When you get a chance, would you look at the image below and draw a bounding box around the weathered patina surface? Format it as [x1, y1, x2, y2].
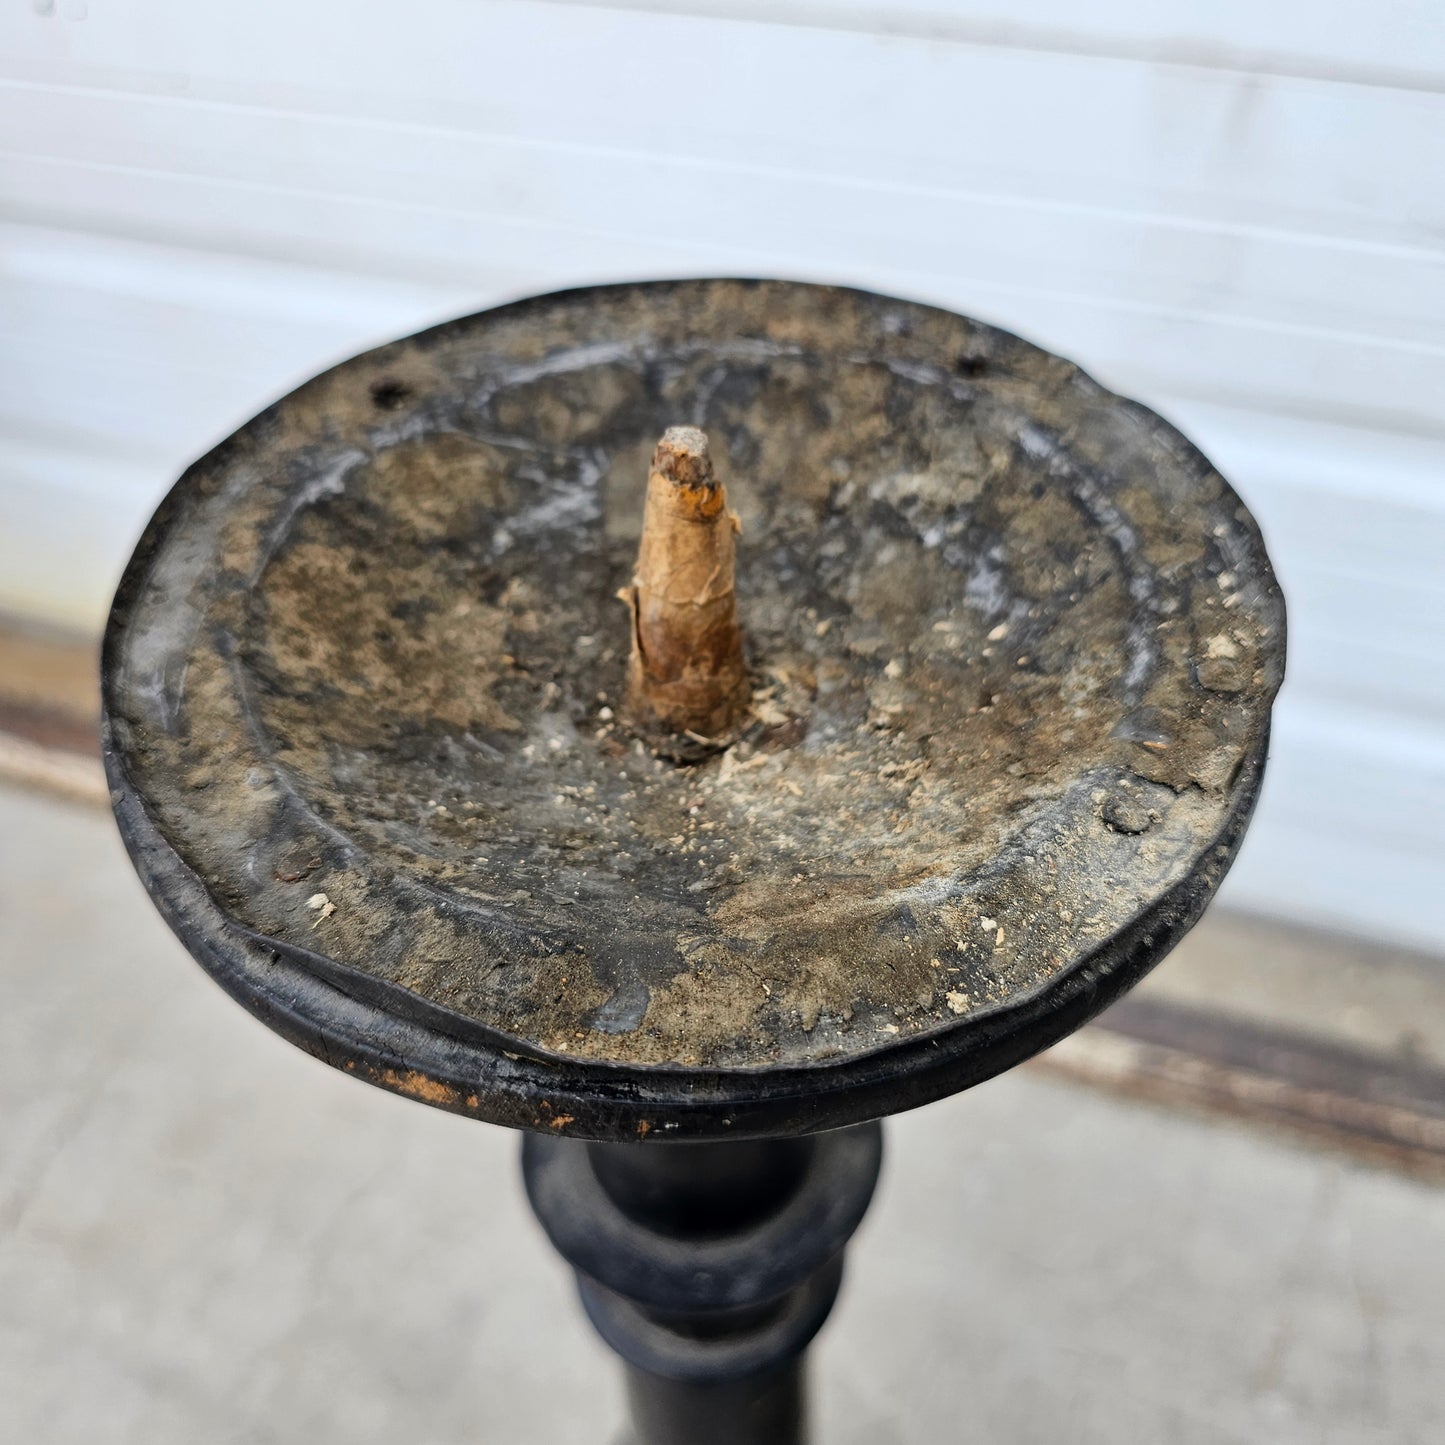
[103, 280, 1283, 1131]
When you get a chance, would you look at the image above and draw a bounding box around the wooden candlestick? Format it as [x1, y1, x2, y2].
[100, 278, 1285, 1445]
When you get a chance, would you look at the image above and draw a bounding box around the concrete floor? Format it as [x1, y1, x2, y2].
[2, 783, 1442, 1444]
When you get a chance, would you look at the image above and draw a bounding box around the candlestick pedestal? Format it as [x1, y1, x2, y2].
[526, 1126, 880, 1445]
[102, 279, 1284, 1443]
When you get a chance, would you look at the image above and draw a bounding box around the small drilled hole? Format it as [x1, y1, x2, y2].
[370, 378, 412, 410]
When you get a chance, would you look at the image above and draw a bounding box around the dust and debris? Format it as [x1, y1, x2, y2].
[107, 280, 1283, 1075]
[306, 891, 336, 926]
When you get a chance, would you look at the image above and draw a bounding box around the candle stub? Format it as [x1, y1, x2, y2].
[620, 426, 749, 751]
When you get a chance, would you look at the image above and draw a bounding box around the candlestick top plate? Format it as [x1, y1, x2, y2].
[104, 280, 1284, 1140]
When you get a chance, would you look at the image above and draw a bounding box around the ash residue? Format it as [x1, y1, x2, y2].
[108, 281, 1284, 1071]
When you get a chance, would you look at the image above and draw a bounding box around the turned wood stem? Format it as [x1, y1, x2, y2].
[620, 426, 749, 743]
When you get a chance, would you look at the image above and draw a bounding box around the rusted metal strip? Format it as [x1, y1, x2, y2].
[0, 620, 105, 802]
[0, 697, 99, 758]
[0, 730, 108, 807]
[1043, 996, 1445, 1177]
